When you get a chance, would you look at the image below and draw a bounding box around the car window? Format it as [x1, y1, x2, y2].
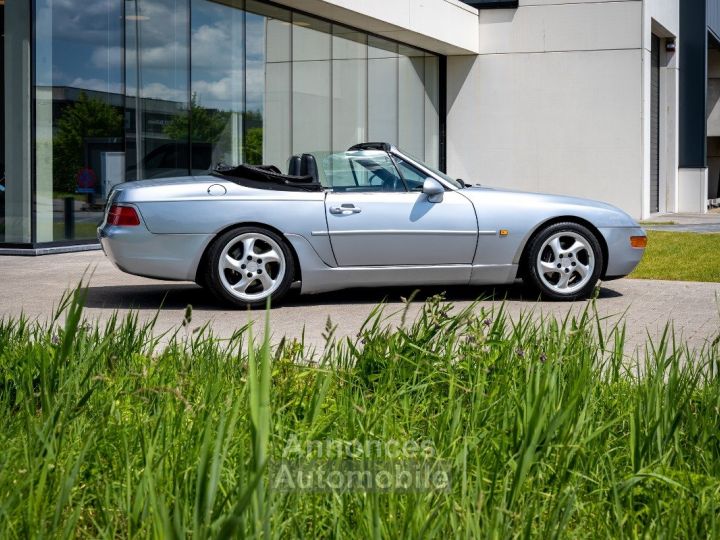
[323, 151, 407, 192]
[394, 157, 428, 190]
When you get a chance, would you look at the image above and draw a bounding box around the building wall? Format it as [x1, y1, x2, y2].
[645, 0, 680, 214]
[446, 0, 680, 219]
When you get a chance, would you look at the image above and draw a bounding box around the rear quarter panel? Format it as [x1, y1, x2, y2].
[113, 176, 335, 268]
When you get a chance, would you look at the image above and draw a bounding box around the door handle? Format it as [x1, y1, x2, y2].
[329, 204, 362, 215]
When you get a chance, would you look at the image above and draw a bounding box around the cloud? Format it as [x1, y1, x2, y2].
[68, 77, 123, 94]
[140, 82, 187, 102]
[35, 0, 123, 46]
[90, 46, 123, 70]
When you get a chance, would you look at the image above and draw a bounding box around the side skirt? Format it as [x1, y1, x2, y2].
[287, 233, 518, 295]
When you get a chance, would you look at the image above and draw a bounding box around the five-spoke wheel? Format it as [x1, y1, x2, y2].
[525, 222, 603, 300]
[205, 227, 294, 308]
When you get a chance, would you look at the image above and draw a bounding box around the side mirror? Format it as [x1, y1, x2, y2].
[422, 178, 444, 203]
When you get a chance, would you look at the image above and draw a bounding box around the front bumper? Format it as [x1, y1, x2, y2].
[98, 223, 211, 281]
[598, 226, 646, 278]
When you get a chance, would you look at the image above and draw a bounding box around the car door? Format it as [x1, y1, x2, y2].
[323, 151, 477, 267]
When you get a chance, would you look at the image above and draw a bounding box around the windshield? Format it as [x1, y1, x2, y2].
[394, 148, 464, 189]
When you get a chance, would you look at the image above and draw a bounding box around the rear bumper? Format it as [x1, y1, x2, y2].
[98, 224, 210, 281]
[598, 226, 646, 279]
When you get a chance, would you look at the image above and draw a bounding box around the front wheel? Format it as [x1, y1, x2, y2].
[205, 227, 295, 308]
[524, 222, 604, 301]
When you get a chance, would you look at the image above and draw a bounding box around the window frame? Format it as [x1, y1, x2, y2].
[328, 150, 410, 193]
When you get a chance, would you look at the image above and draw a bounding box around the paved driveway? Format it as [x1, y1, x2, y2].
[1, 251, 718, 353]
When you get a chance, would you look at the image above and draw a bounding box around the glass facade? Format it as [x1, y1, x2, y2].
[1, 0, 441, 247]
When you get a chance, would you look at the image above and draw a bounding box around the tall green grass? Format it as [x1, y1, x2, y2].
[0, 284, 719, 538]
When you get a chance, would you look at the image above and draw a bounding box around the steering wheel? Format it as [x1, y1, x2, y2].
[368, 172, 400, 191]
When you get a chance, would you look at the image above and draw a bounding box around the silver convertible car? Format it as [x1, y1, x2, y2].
[98, 143, 647, 307]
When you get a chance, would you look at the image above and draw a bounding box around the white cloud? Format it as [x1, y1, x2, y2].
[141, 82, 187, 102]
[69, 77, 123, 94]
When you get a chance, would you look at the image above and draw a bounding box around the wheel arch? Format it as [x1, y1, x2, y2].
[194, 222, 302, 284]
[515, 216, 609, 279]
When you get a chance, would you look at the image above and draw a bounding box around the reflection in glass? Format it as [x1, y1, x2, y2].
[368, 37, 399, 145]
[424, 56, 440, 169]
[249, 0, 291, 171]
[126, 0, 190, 180]
[34, 0, 124, 241]
[2, 0, 33, 244]
[399, 46, 426, 160]
[191, 0, 244, 170]
[292, 13, 331, 158]
[332, 25, 367, 152]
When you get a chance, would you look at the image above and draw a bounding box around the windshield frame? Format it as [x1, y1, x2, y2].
[389, 147, 464, 190]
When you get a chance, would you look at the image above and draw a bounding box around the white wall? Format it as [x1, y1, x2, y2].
[447, 0, 681, 219]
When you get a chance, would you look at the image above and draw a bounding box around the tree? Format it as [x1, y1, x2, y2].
[53, 92, 123, 193]
[243, 126, 263, 165]
[163, 93, 230, 144]
[163, 94, 265, 165]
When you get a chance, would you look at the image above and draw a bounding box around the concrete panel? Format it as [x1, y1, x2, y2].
[678, 168, 709, 212]
[644, 0, 680, 48]
[268, 0, 479, 55]
[447, 48, 644, 217]
[479, 1, 641, 54]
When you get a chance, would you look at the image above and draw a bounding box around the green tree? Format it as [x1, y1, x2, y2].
[164, 93, 230, 144]
[243, 127, 263, 165]
[53, 92, 123, 193]
[163, 94, 265, 166]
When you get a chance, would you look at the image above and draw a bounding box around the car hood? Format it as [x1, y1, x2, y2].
[459, 186, 640, 228]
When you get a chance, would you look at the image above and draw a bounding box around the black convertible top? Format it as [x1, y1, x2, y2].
[211, 163, 323, 192]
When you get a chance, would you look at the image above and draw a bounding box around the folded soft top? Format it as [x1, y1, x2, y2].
[211, 163, 323, 192]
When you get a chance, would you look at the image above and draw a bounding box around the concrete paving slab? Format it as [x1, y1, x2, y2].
[0, 251, 718, 356]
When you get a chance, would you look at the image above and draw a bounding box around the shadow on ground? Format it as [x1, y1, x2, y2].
[83, 282, 623, 311]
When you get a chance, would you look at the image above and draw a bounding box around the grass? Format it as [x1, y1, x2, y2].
[0, 284, 719, 537]
[630, 230, 720, 282]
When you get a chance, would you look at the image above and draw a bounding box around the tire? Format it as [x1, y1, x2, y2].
[524, 222, 603, 301]
[205, 226, 295, 308]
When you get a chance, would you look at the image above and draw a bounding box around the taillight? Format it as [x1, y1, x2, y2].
[107, 205, 140, 226]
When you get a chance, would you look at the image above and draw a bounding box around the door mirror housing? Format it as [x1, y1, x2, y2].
[422, 178, 444, 203]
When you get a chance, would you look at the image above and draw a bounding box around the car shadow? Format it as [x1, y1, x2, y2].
[83, 282, 624, 311]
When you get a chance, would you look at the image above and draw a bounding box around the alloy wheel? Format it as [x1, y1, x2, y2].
[535, 231, 595, 295]
[218, 232, 286, 302]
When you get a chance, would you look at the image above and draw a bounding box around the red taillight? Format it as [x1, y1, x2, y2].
[107, 205, 140, 226]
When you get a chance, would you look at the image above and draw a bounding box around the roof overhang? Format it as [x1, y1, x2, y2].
[268, 0, 480, 55]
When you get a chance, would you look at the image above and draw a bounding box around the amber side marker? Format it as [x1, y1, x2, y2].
[499, 229, 509, 237]
[630, 236, 648, 249]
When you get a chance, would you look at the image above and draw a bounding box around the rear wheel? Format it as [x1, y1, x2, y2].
[524, 222, 603, 301]
[205, 226, 294, 308]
